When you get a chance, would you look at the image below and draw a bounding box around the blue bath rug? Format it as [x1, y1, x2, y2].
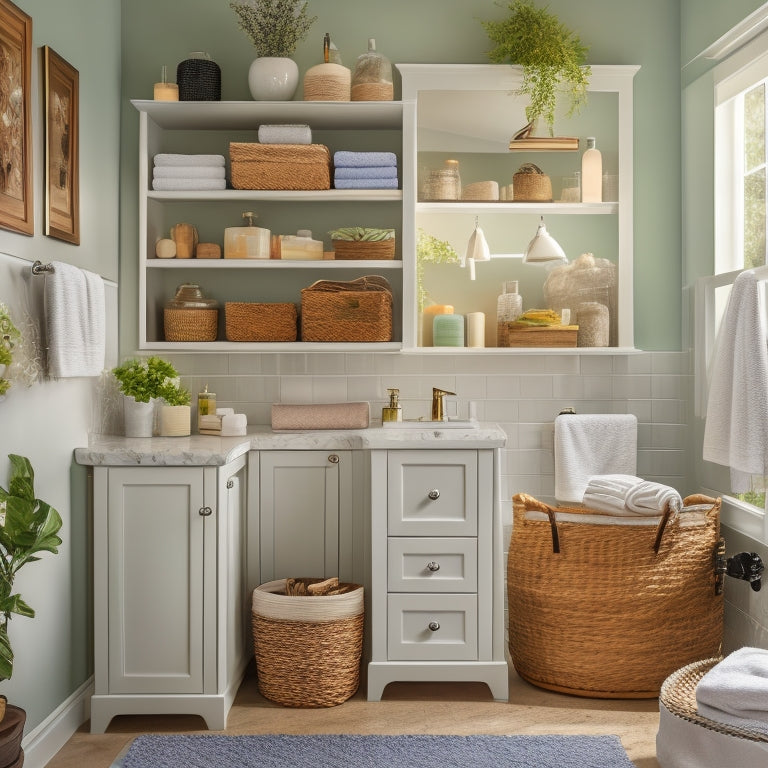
[117, 733, 636, 768]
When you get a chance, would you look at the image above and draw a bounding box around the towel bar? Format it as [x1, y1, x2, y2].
[31, 260, 54, 275]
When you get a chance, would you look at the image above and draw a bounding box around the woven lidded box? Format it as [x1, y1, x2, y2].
[225, 302, 298, 342]
[229, 142, 331, 190]
[513, 162, 553, 202]
[300, 276, 392, 342]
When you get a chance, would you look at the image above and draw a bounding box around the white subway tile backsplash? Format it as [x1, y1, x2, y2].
[651, 374, 690, 400]
[520, 375, 554, 399]
[279, 376, 313, 402]
[612, 374, 652, 399]
[311, 376, 348, 402]
[486, 375, 521, 399]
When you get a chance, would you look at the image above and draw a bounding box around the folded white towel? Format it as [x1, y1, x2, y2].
[554, 414, 638, 503]
[45, 261, 105, 378]
[258, 124, 312, 144]
[152, 177, 227, 191]
[333, 177, 399, 189]
[152, 166, 226, 179]
[703, 270, 768, 492]
[334, 165, 398, 179]
[153, 153, 225, 167]
[625, 480, 683, 514]
[696, 647, 768, 737]
[220, 413, 247, 436]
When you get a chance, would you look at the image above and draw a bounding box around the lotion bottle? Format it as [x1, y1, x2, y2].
[382, 388, 402, 422]
[581, 137, 602, 202]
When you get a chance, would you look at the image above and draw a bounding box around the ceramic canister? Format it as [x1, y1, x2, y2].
[433, 313, 465, 347]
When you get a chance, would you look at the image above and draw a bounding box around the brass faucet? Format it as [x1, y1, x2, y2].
[431, 387, 456, 421]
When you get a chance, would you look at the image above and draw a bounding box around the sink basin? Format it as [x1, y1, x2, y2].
[381, 420, 478, 429]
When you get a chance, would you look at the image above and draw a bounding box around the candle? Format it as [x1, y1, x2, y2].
[467, 312, 485, 347]
[421, 304, 453, 346]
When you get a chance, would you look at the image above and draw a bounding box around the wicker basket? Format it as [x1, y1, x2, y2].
[301, 276, 393, 342]
[513, 163, 553, 202]
[508, 493, 724, 698]
[225, 302, 297, 342]
[164, 308, 218, 341]
[332, 239, 395, 260]
[252, 578, 364, 707]
[230, 142, 331, 190]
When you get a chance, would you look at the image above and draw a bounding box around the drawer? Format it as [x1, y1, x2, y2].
[387, 594, 478, 660]
[387, 537, 477, 592]
[387, 450, 477, 536]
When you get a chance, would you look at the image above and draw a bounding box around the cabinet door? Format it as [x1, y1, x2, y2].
[259, 451, 346, 582]
[106, 466, 214, 694]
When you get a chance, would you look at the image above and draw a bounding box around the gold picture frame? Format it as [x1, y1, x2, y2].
[0, 0, 33, 235]
[43, 45, 79, 244]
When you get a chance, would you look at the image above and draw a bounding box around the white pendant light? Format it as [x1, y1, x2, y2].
[464, 217, 491, 280]
[523, 216, 568, 265]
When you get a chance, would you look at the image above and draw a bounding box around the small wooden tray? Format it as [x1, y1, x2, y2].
[498, 324, 579, 348]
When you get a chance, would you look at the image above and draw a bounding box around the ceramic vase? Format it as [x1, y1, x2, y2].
[159, 405, 191, 437]
[123, 396, 155, 438]
[248, 57, 299, 100]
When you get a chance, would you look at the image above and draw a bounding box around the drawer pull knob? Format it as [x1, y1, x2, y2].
[427, 561, 440, 572]
[328, 454, 340, 464]
[198, 506, 213, 517]
[428, 621, 440, 632]
[427, 489, 440, 500]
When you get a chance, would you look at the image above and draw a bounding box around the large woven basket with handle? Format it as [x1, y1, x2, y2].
[508, 493, 724, 698]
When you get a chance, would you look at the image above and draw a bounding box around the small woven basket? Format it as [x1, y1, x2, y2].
[332, 239, 395, 260]
[176, 56, 221, 101]
[164, 308, 218, 342]
[513, 163, 553, 202]
[252, 578, 364, 708]
[225, 302, 297, 342]
[508, 493, 724, 698]
[229, 143, 331, 190]
[300, 276, 393, 342]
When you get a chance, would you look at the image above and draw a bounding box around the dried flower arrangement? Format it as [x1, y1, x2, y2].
[229, 0, 317, 58]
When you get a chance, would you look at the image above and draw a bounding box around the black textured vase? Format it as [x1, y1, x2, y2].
[176, 53, 221, 101]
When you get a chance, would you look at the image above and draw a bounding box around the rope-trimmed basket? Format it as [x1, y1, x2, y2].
[164, 308, 218, 342]
[229, 142, 331, 190]
[512, 163, 553, 202]
[225, 302, 297, 342]
[508, 493, 724, 698]
[252, 578, 364, 708]
[332, 239, 395, 260]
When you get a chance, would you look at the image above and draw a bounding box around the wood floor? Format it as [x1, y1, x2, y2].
[44, 664, 661, 768]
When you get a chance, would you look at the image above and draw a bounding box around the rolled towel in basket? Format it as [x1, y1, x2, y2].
[582, 474, 683, 516]
[333, 150, 397, 167]
[696, 647, 768, 737]
[625, 480, 683, 514]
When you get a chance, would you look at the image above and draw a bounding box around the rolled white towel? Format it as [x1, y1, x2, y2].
[153, 153, 225, 167]
[581, 491, 630, 515]
[153, 166, 226, 179]
[696, 647, 768, 737]
[625, 481, 683, 514]
[585, 474, 643, 495]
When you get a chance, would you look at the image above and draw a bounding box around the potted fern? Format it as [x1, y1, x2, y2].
[229, 0, 317, 100]
[481, 0, 591, 137]
[0, 455, 62, 764]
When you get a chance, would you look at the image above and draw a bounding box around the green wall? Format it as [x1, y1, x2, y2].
[120, 0, 682, 351]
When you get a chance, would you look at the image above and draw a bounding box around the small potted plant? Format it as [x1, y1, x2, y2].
[112, 356, 190, 437]
[0, 455, 62, 762]
[481, 0, 591, 137]
[229, 0, 317, 100]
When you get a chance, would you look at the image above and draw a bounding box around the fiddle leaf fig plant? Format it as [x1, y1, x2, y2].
[481, 0, 591, 135]
[0, 455, 63, 680]
[112, 356, 190, 406]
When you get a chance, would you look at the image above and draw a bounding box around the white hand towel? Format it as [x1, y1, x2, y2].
[625, 480, 683, 514]
[696, 647, 768, 737]
[554, 414, 638, 503]
[220, 413, 247, 436]
[152, 177, 227, 191]
[153, 153, 225, 167]
[258, 124, 312, 145]
[703, 270, 768, 492]
[152, 166, 226, 179]
[45, 261, 105, 378]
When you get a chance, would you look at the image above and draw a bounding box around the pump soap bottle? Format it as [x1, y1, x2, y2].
[382, 388, 402, 422]
[581, 137, 603, 202]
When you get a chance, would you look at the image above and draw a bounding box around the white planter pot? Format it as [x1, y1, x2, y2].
[160, 405, 191, 437]
[248, 57, 299, 101]
[123, 396, 156, 437]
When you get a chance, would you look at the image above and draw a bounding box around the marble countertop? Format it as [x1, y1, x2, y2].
[74, 423, 507, 466]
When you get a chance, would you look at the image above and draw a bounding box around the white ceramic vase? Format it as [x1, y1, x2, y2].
[159, 405, 191, 437]
[248, 57, 299, 100]
[123, 396, 156, 438]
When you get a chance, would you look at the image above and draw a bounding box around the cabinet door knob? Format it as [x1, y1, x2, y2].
[226, 479, 234, 489]
[427, 489, 440, 500]
[427, 561, 440, 572]
[198, 506, 213, 517]
[328, 454, 340, 464]
[428, 621, 440, 632]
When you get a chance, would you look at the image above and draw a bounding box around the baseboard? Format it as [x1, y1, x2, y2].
[21, 677, 93, 768]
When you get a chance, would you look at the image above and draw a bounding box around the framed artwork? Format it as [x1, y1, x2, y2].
[43, 45, 79, 244]
[0, 0, 33, 235]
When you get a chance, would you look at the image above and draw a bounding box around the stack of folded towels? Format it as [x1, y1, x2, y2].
[696, 647, 768, 737]
[152, 153, 226, 191]
[257, 123, 312, 144]
[582, 474, 684, 516]
[333, 150, 398, 189]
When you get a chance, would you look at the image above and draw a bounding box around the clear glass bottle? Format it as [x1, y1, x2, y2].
[581, 137, 603, 202]
[351, 38, 393, 101]
[497, 281, 523, 345]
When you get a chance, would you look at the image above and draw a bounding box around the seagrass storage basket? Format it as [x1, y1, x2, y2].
[252, 578, 364, 707]
[229, 142, 331, 190]
[512, 163, 553, 202]
[332, 239, 395, 260]
[163, 308, 218, 341]
[508, 493, 724, 698]
[224, 302, 297, 342]
[300, 276, 393, 342]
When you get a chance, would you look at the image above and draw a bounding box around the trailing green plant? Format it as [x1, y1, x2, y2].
[0, 455, 62, 680]
[229, 0, 317, 57]
[481, 0, 590, 134]
[416, 229, 460, 312]
[0, 304, 21, 398]
[112, 356, 190, 406]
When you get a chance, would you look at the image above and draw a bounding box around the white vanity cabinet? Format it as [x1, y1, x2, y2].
[89, 455, 248, 733]
[367, 447, 508, 700]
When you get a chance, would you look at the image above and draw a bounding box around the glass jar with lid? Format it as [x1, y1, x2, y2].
[163, 284, 219, 342]
[351, 38, 393, 101]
